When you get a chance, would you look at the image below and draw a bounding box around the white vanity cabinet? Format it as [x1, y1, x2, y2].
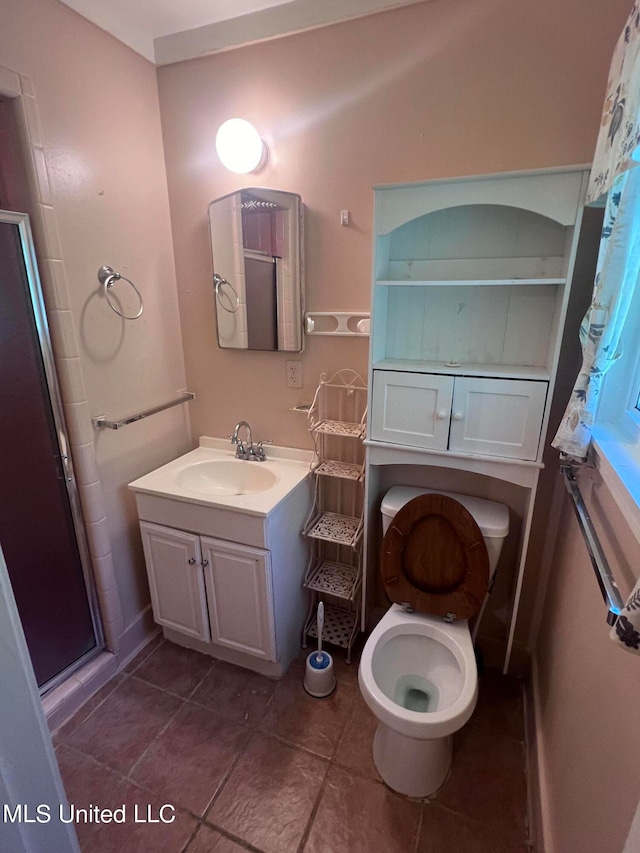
[140, 521, 276, 661]
[129, 440, 313, 678]
[371, 370, 547, 460]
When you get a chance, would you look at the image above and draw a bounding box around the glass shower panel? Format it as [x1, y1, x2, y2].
[0, 218, 97, 688]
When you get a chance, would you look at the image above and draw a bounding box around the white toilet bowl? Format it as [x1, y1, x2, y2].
[359, 604, 478, 797]
[358, 487, 509, 798]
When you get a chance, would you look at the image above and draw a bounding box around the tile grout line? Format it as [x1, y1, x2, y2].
[295, 681, 362, 853]
[199, 819, 268, 853]
[54, 637, 165, 739]
[294, 758, 333, 853]
[125, 695, 188, 781]
[195, 673, 341, 853]
[56, 739, 209, 831]
[200, 728, 258, 823]
[427, 797, 527, 842]
[197, 687, 285, 826]
[179, 820, 202, 853]
[128, 657, 217, 703]
[413, 807, 424, 853]
[60, 738, 212, 831]
[125, 636, 165, 672]
[124, 657, 226, 784]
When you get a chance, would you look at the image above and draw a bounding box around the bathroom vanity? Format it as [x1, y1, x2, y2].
[129, 438, 312, 677]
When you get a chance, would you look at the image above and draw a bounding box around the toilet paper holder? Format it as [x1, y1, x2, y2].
[304, 312, 370, 336]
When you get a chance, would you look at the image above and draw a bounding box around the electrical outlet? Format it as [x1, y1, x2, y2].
[286, 360, 303, 388]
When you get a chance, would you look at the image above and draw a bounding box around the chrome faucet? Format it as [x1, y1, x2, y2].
[230, 421, 253, 459]
[229, 422, 272, 461]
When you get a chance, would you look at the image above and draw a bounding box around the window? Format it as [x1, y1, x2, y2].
[596, 273, 640, 444]
[592, 275, 640, 535]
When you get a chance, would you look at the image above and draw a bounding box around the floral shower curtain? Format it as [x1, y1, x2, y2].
[552, 3, 640, 460]
[552, 3, 640, 655]
[551, 167, 640, 460]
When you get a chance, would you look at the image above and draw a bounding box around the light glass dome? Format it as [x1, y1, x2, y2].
[215, 119, 267, 174]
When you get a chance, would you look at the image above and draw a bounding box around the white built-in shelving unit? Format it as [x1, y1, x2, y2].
[302, 370, 367, 663]
[364, 166, 591, 671]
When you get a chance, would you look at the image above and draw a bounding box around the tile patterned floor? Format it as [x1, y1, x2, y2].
[53, 638, 529, 853]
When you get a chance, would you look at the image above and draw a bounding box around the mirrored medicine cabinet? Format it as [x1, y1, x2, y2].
[208, 188, 304, 351]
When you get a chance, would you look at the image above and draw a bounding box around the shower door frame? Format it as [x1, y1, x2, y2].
[2, 208, 104, 694]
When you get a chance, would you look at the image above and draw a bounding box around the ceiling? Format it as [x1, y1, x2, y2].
[60, 0, 427, 65]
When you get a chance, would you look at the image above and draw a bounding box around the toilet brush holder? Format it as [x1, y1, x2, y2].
[303, 650, 336, 698]
[303, 601, 336, 698]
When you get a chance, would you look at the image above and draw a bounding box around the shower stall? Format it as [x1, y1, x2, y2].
[0, 209, 102, 692]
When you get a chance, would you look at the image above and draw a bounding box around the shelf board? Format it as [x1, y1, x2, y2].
[313, 460, 364, 481]
[305, 512, 362, 547]
[304, 603, 360, 653]
[373, 359, 551, 380]
[304, 560, 361, 601]
[311, 419, 365, 438]
[375, 277, 566, 287]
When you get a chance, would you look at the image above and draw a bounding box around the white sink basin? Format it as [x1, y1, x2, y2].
[128, 438, 312, 517]
[174, 459, 277, 496]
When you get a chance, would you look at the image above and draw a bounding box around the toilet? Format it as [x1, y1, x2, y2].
[358, 486, 509, 798]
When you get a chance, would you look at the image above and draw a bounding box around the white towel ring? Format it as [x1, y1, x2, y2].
[98, 265, 144, 320]
[213, 273, 240, 313]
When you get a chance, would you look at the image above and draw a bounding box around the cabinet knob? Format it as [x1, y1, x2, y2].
[188, 557, 196, 565]
[202, 559, 209, 567]
[452, 412, 464, 421]
[436, 410, 449, 420]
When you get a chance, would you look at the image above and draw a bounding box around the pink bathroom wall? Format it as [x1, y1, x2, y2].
[0, 105, 12, 208]
[157, 0, 630, 451]
[0, 0, 191, 639]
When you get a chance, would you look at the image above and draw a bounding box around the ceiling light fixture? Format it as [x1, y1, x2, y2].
[215, 118, 268, 174]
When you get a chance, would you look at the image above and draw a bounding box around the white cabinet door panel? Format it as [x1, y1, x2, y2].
[202, 537, 276, 661]
[371, 371, 453, 449]
[140, 521, 210, 642]
[449, 377, 547, 460]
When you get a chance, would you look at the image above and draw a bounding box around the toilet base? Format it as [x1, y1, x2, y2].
[373, 722, 452, 798]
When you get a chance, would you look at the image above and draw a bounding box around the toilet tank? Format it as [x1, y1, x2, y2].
[380, 486, 509, 576]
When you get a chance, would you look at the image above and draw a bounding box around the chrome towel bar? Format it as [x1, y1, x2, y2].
[93, 392, 195, 430]
[561, 464, 624, 626]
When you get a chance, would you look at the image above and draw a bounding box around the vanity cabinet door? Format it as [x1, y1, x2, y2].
[448, 377, 548, 460]
[201, 537, 276, 662]
[371, 371, 453, 449]
[140, 522, 210, 642]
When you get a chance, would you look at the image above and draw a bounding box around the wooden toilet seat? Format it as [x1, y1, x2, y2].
[380, 493, 490, 620]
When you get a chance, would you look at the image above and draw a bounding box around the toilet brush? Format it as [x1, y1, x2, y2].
[303, 601, 336, 698]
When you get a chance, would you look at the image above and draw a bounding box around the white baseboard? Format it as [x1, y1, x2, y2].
[527, 656, 550, 853]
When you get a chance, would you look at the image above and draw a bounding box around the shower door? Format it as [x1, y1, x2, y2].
[0, 210, 101, 691]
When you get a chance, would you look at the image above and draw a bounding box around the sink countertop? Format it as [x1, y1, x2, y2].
[128, 437, 313, 517]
